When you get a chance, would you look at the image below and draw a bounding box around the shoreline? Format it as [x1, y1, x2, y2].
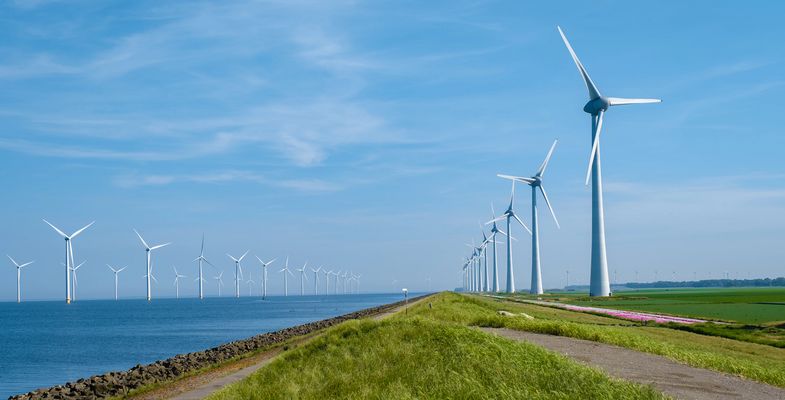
[10, 294, 429, 400]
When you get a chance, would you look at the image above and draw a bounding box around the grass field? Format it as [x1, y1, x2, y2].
[208, 316, 664, 399]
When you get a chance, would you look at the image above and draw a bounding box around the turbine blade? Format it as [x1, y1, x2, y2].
[557, 26, 601, 100]
[239, 250, 249, 262]
[539, 185, 560, 229]
[585, 110, 605, 186]
[485, 216, 506, 225]
[513, 214, 533, 235]
[43, 219, 68, 238]
[200, 233, 205, 256]
[70, 221, 95, 239]
[607, 97, 661, 106]
[150, 242, 171, 250]
[7, 255, 18, 267]
[536, 139, 559, 177]
[133, 229, 149, 249]
[498, 174, 536, 185]
[19, 261, 34, 268]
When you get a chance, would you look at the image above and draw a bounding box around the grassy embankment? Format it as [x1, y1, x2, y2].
[208, 295, 665, 400]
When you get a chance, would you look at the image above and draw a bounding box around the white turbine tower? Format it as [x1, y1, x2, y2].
[342, 271, 350, 294]
[487, 204, 510, 293]
[43, 220, 94, 304]
[193, 235, 216, 300]
[487, 182, 532, 293]
[557, 26, 660, 297]
[498, 139, 560, 295]
[279, 257, 294, 296]
[227, 251, 249, 298]
[296, 262, 309, 296]
[246, 279, 255, 296]
[173, 266, 186, 299]
[8, 256, 34, 303]
[107, 265, 126, 300]
[354, 274, 362, 294]
[70, 260, 86, 301]
[311, 266, 322, 295]
[255, 256, 275, 299]
[323, 269, 332, 294]
[214, 271, 224, 297]
[134, 229, 171, 301]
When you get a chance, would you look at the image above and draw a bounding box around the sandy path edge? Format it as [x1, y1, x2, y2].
[481, 327, 785, 400]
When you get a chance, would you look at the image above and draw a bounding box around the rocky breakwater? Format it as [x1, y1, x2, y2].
[10, 295, 428, 400]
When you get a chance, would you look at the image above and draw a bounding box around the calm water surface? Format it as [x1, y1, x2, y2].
[0, 293, 409, 398]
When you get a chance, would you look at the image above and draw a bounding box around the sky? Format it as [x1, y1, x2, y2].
[1, 0, 784, 301]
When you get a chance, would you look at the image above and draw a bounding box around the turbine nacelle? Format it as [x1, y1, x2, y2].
[583, 97, 610, 115]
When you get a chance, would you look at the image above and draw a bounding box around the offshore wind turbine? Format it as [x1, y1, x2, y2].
[355, 274, 362, 294]
[43, 220, 94, 303]
[107, 265, 126, 300]
[227, 251, 249, 298]
[557, 26, 660, 296]
[134, 229, 171, 301]
[311, 266, 322, 295]
[214, 271, 224, 297]
[487, 181, 532, 293]
[8, 256, 34, 303]
[70, 260, 86, 301]
[342, 271, 350, 294]
[498, 139, 560, 295]
[255, 256, 275, 299]
[173, 266, 186, 299]
[323, 269, 332, 294]
[279, 257, 294, 296]
[296, 262, 309, 296]
[332, 270, 341, 294]
[193, 235, 216, 300]
[246, 279, 255, 296]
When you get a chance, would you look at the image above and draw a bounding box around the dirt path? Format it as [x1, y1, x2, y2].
[156, 297, 423, 400]
[482, 327, 785, 400]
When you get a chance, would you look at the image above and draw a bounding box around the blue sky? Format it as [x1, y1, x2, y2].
[1, 0, 785, 301]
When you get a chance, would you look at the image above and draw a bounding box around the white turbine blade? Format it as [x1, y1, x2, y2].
[43, 219, 68, 238]
[607, 97, 661, 106]
[279, 268, 287, 273]
[239, 250, 249, 262]
[266, 258, 277, 266]
[227, 253, 238, 262]
[536, 139, 558, 177]
[7, 255, 19, 267]
[70, 221, 95, 239]
[239, 265, 244, 280]
[485, 216, 506, 225]
[118, 267, 126, 273]
[200, 234, 205, 256]
[173, 266, 178, 275]
[539, 185, 560, 229]
[585, 110, 605, 186]
[203, 258, 217, 269]
[133, 229, 149, 249]
[19, 261, 34, 268]
[512, 213, 533, 235]
[150, 242, 171, 250]
[288, 269, 294, 276]
[557, 26, 601, 100]
[497, 174, 535, 184]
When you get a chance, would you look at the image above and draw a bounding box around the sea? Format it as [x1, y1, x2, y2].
[0, 293, 411, 398]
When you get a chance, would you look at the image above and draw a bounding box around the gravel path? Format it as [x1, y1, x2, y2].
[482, 327, 785, 400]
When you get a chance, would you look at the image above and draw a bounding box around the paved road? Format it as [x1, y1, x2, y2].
[482, 327, 785, 400]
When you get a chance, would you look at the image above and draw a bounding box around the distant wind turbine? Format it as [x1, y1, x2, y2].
[498, 139, 560, 295]
[8, 256, 34, 303]
[311, 266, 322, 295]
[323, 269, 332, 294]
[487, 181, 532, 293]
[247, 279, 255, 296]
[255, 256, 275, 299]
[193, 235, 216, 300]
[70, 260, 86, 301]
[487, 203, 509, 292]
[557, 26, 660, 296]
[296, 262, 309, 296]
[227, 251, 249, 298]
[43, 219, 94, 304]
[279, 257, 294, 296]
[134, 229, 171, 301]
[107, 264, 127, 300]
[214, 271, 224, 297]
[173, 266, 186, 299]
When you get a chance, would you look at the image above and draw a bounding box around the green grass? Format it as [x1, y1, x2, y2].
[208, 317, 665, 400]
[404, 293, 785, 388]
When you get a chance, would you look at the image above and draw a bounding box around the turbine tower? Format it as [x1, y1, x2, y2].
[487, 204, 509, 292]
[193, 235, 216, 300]
[134, 229, 171, 301]
[255, 256, 275, 299]
[311, 266, 322, 295]
[43, 220, 94, 304]
[70, 260, 86, 301]
[214, 271, 224, 297]
[557, 26, 660, 296]
[296, 262, 309, 296]
[323, 269, 332, 294]
[8, 256, 34, 303]
[107, 265, 126, 300]
[498, 139, 561, 295]
[227, 251, 249, 298]
[246, 279, 255, 296]
[279, 257, 294, 296]
[173, 266, 186, 299]
[487, 182, 531, 293]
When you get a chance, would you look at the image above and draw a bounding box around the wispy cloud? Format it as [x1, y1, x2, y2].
[113, 170, 343, 192]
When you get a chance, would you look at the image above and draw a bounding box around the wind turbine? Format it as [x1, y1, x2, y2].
[498, 139, 560, 295]
[255, 256, 275, 299]
[43, 220, 94, 303]
[323, 269, 332, 294]
[557, 26, 660, 296]
[227, 251, 249, 298]
[134, 229, 171, 301]
[193, 235, 216, 300]
[214, 271, 224, 297]
[355, 274, 362, 294]
[8, 256, 34, 303]
[279, 257, 294, 296]
[311, 266, 322, 295]
[487, 181, 532, 293]
[342, 271, 350, 294]
[70, 260, 86, 301]
[173, 266, 186, 299]
[246, 279, 255, 296]
[295, 262, 309, 296]
[487, 204, 510, 292]
[107, 265, 126, 300]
